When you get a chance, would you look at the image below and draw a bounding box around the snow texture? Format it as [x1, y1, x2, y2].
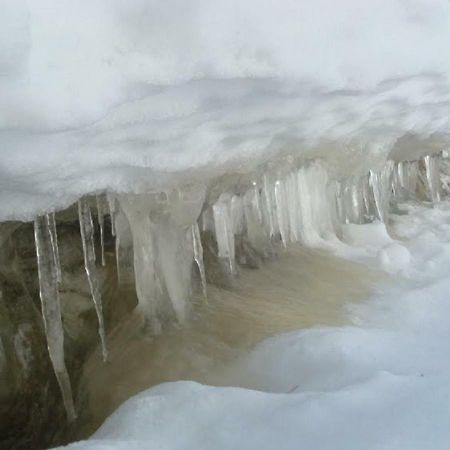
[1, 0, 450, 221]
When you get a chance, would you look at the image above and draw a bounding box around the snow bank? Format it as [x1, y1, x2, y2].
[57, 202, 450, 450]
[1, 0, 450, 221]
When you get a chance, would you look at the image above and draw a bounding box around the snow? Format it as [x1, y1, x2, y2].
[56, 201, 450, 449]
[1, 0, 450, 221]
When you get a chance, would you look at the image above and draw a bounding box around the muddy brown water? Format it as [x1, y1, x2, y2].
[75, 245, 381, 440]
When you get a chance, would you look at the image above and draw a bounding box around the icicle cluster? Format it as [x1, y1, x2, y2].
[208, 162, 344, 267]
[31, 151, 445, 419]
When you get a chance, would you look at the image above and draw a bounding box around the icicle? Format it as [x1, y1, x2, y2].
[362, 174, 373, 217]
[78, 199, 108, 362]
[48, 212, 62, 285]
[405, 161, 419, 193]
[34, 215, 76, 422]
[369, 162, 393, 223]
[113, 207, 134, 286]
[285, 173, 299, 242]
[230, 195, 244, 235]
[96, 196, 106, 267]
[296, 163, 334, 244]
[274, 180, 289, 247]
[262, 174, 277, 238]
[200, 208, 215, 232]
[392, 161, 419, 198]
[251, 182, 263, 224]
[213, 194, 236, 274]
[192, 222, 207, 299]
[335, 182, 346, 224]
[424, 155, 441, 203]
[107, 193, 117, 237]
[241, 186, 267, 256]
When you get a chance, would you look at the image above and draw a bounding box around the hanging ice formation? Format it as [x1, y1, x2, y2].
[213, 193, 237, 275]
[117, 186, 205, 332]
[192, 222, 207, 299]
[392, 161, 419, 198]
[34, 214, 76, 422]
[369, 161, 395, 223]
[96, 195, 106, 267]
[48, 211, 62, 284]
[107, 193, 117, 237]
[78, 199, 108, 362]
[29, 151, 447, 421]
[423, 155, 441, 203]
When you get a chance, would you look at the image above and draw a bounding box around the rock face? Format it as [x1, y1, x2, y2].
[0, 153, 446, 449]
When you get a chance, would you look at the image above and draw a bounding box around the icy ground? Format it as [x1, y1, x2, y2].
[1, 0, 450, 221]
[58, 201, 450, 450]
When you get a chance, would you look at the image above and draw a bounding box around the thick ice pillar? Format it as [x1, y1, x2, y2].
[118, 186, 205, 331]
[34, 215, 76, 422]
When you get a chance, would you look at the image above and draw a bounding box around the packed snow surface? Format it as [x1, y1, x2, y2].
[58, 203, 450, 449]
[1, 0, 450, 221]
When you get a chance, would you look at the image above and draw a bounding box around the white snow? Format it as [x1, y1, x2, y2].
[1, 0, 450, 221]
[56, 202, 450, 449]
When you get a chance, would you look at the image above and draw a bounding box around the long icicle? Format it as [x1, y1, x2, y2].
[107, 193, 117, 237]
[96, 195, 106, 267]
[192, 222, 207, 299]
[34, 214, 76, 422]
[48, 211, 62, 284]
[78, 199, 108, 362]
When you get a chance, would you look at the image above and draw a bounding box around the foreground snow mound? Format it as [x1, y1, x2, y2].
[58, 204, 450, 450]
[1, 1, 450, 221]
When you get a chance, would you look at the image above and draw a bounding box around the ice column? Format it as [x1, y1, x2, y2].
[423, 155, 441, 203]
[117, 194, 164, 332]
[34, 215, 76, 422]
[78, 200, 108, 362]
[369, 162, 394, 223]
